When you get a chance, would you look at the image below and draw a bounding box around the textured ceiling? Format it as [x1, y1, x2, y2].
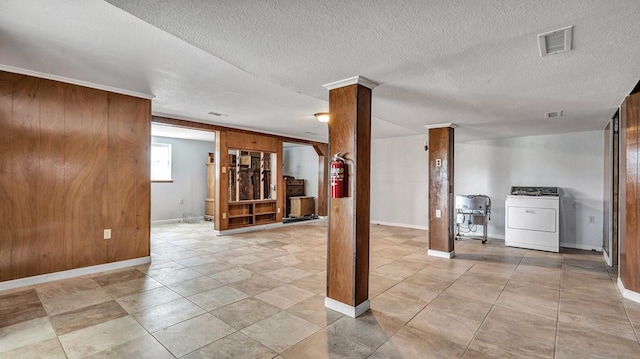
[2, 1, 640, 142]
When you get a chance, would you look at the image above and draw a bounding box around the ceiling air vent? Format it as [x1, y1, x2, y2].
[545, 111, 563, 119]
[207, 111, 228, 117]
[538, 26, 573, 56]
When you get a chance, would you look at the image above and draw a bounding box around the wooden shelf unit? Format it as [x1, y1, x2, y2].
[227, 200, 277, 229]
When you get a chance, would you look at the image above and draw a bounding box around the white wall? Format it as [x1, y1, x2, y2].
[455, 130, 604, 250]
[151, 136, 214, 222]
[371, 134, 429, 229]
[283, 145, 319, 212]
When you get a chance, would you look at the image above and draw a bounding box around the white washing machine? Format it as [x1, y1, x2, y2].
[505, 187, 560, 253]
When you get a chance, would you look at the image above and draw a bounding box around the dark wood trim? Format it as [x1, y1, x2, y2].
[151, 180, 174, 183]
[313, 143, 329, 217]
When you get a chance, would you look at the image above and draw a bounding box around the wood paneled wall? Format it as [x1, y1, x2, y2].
[428, 127, 455, 254]
[621, 92, 640, 292]
[0, 71, 151, 282]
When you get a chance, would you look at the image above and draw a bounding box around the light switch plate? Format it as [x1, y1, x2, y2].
[104, 229, 112, 239]
[435, 210, 442, 218]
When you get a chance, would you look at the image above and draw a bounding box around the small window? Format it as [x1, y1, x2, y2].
[151, 142, 172, 181]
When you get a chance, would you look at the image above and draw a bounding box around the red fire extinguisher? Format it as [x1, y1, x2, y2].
[330, 152, 347, 198]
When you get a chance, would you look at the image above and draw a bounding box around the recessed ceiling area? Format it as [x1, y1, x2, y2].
[2, 0, 640, 142]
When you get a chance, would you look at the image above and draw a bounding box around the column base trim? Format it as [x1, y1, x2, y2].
[428, 249, 455, 259]
[618, 278, 640, 304]
[0, 256, 152, 292]
[325, 297, 370, 318]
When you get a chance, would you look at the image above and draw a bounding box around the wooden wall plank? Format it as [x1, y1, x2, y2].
[64, 86, 109, 268]
[107, 93, 150, 262]
[0, 73, 19, 281]
[354, 85, 371, 305]
[10, 76, 40, 278]
[37, 80, 67, 274]
[623, 93, 640, 292]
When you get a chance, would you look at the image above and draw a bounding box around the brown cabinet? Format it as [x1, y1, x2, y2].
[290, 196, 315, 217]
[227, 131, 277, 152]
[227, 200, 277, 229]
[284, 177, 305, 217]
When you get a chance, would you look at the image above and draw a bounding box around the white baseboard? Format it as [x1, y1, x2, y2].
[0, 257, 152, 292]
[602, 251, 612, 266]
[325, 297, 370, 318]
[560, 242, 602, 252]
[618, 278, 640, 304]
[370, 221, 428, 231]
[427, 249, 455, 259]
[151, 218, 183, 225]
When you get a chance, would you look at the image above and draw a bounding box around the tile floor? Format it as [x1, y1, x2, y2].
[1, 220, 640, 358]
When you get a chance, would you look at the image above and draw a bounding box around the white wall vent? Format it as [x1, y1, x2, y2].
[545, 111, 563, 119]
[538, 26, 573, 56]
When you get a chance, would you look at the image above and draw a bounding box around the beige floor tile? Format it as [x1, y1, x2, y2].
[255, 284, 315, 309]
[86, 334, 173, 359]
[242, 311, 321, 353]
[209, 267, 254, 284]
[0, 289, 47, 328]
[116, 286, 182, 313]
[176, 255, 220, 267]
[188, 285, 249, 311]
[556, 321, 640, 358]
[377, 325, 466, 359]
[384, 281, 439, 304]
[153, 313, 235, 357]
[327, 310, 405, 350]
[93, 268, 147, 287]
[229, 275, 285, 296]
[286, 295, 343, 327]
[281, 329, 373, 359]
[40, 287, 112, 316]
[289, 271, 326, 294]
[0, 317, 57, 354]
[369, 274, 400, 298]
[189, 261, 237, 275]
[132, 298, 206, 332]
[211, 297, 281, 330]
[58, 316, 147, 359]
[408, 307, 482, 347]
[148, 266, 203, 285]
[167, 275, 223, 296]
[0, 338, 65, 359]
[370, 293, 426, 322]
[470, 306, 556, 358]
[264, 267, 312, 283]
[370, 263, 419, 281]
[182, 331, 276, 359]
[49, 300, 128, 335]
[101, 276, 165, 298]
[35, 277, 101, 299]
[427, 293, 492, 323]
[495, 290, 558, 320]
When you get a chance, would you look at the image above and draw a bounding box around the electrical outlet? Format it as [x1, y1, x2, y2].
[435, 209, 442, 218]
[222, 166, 226, 173]
[179, 199, 184, 205]
[435, 159, 442, 167]
[588, 216, 595, 224]
[103, 229, 111, 239]
[222, 212, 227, 219]
[277, 208, 281, 213]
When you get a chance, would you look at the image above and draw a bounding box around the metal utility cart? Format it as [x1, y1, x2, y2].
[455, 195, 491, 243]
